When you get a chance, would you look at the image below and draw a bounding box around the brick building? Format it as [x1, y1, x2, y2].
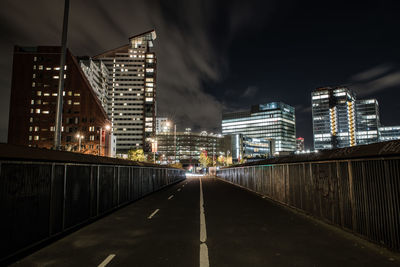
[8, 46, 112, 156]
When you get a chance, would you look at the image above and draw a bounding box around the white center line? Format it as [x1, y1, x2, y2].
[168, 195, 174, 200]
[98, 254, 116, 267]
[177, 188, 181, 192]
[199, 177, 209, 267]
[148, 209, 160, 219]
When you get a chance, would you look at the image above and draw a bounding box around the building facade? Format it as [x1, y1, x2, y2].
[312, 87, 356, 150]
[79, 57, 109, 111]
[379, 126, 400, 141]
[8, 46, 112, 156]
[156, 117, 172, 133]
[355, 99, 380, 145]
[156, 129, 226, 166]
[296, 137, 305, 151]
[229, 134, 275, 163]
[94, 30, 157, 155]
[222, 102, 296, 152]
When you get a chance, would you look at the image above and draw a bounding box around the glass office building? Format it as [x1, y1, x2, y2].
[230, 134, 275, 163]
[222, 102, 296, 152]
[379, 126, 400, 141]
[312, 87, 356, 150]
[355, 99, 380, 145]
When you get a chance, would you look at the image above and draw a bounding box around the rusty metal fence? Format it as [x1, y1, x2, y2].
[0, 160, 185, 262]
[217, 158, 400, 251]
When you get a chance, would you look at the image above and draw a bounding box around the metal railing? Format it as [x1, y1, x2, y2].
[217, 145, 400, 252]
[0, 159, 185, 262]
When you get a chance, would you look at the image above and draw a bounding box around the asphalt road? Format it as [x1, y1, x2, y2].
[12, 176, 399, 267]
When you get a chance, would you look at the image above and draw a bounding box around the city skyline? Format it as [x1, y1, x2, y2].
[1, 0, 400, 150]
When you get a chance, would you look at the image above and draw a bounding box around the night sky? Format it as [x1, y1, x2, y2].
[1, 0, 400, 149]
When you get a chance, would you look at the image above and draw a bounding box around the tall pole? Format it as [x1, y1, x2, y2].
[174, 124, 177, 163]
[54, 0, 70, 149]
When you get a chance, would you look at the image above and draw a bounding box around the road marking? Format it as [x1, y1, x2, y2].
[148, 209, 160, 219]
[177, 188, 181, 192]
[168, 195, 174, 200]
[98, 254, 116, 267]
[200, 243, 209, 267]
[199, 177, 209, 267]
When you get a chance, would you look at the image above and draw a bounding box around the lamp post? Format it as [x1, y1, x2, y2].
[76, 134, 84, 152]
[99, 124, 111, 156]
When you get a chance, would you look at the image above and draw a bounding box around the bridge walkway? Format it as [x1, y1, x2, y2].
[12, 176, 399, 267]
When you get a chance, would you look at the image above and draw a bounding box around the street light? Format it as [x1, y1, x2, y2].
[76, 133, 84, 152]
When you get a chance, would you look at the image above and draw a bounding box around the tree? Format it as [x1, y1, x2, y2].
[127, 148, 147, 162]
[199, 151, 212, 168]
[217, 155, 226, 166]
[170, 162, 183, 169]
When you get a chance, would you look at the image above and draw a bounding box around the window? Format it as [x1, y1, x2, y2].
[35, 109, 40, 114]
[42, 111, 49, 114]
[38, 65, 43, 70]
[32, 82, 36, 87]
[29, 127, 33, 132]
[73, 102, 80, 105]
[74, 93, 80, 96]
[34, 126, 39, 131]
[37, 91, 41, 96]
[67, 100, 72, 105]
[34, 136, 39, 140]
[68, 91, 72, 96]
[89, 126, 95, 132]
[90, 135, 95, 141]
[31, 100, 34, 105]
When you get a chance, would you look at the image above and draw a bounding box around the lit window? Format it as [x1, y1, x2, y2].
[32, 82, 36, 87]
[29, 117, 33, 122]
[34, 136, 39, 140]
[52, 93, 58, 96]
[53, 75, 59, 79]
[37, 91, 41, 96]
[30, 109, 34, 114]
[68, 91, 72, 96]
[68, 100, 72, 105]
[73, 102, 80, 105]
[34, 126, 39, 131]
[74, 93, 80, 96]
[33, 65, 36, 70]
[29, 136, 32, 141]
[29, 127, 33, 132]
[31, 100, 34, 105]
[36, 100, 41, 104]
[38, 65, 43, 70]
[145, 98, 153, 102]
[34, 56, 37, 62]
[42, 111, 49, 114]
[35, 109, 40, 113]
[46, 67, 51, 70]
[90, 135, 95, 141]
[32, 74, 36, 78]
[44, 93, 50, 96]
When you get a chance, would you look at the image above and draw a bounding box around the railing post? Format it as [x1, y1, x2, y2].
[347, 161, 357, 232]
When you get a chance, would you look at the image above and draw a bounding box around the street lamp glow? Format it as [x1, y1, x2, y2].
[105, 124, 111, 131]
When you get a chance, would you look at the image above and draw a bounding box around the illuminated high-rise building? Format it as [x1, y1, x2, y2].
[355, 99, 380, 145]
[222, 102, 296, 153]
[312, 87, 356, 150]
[94, 30, 157, 155]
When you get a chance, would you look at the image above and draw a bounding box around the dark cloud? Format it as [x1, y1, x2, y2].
[0, 0, 272, 141]
[241, 86, 258, 98]
[349, 64, 400, 97]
